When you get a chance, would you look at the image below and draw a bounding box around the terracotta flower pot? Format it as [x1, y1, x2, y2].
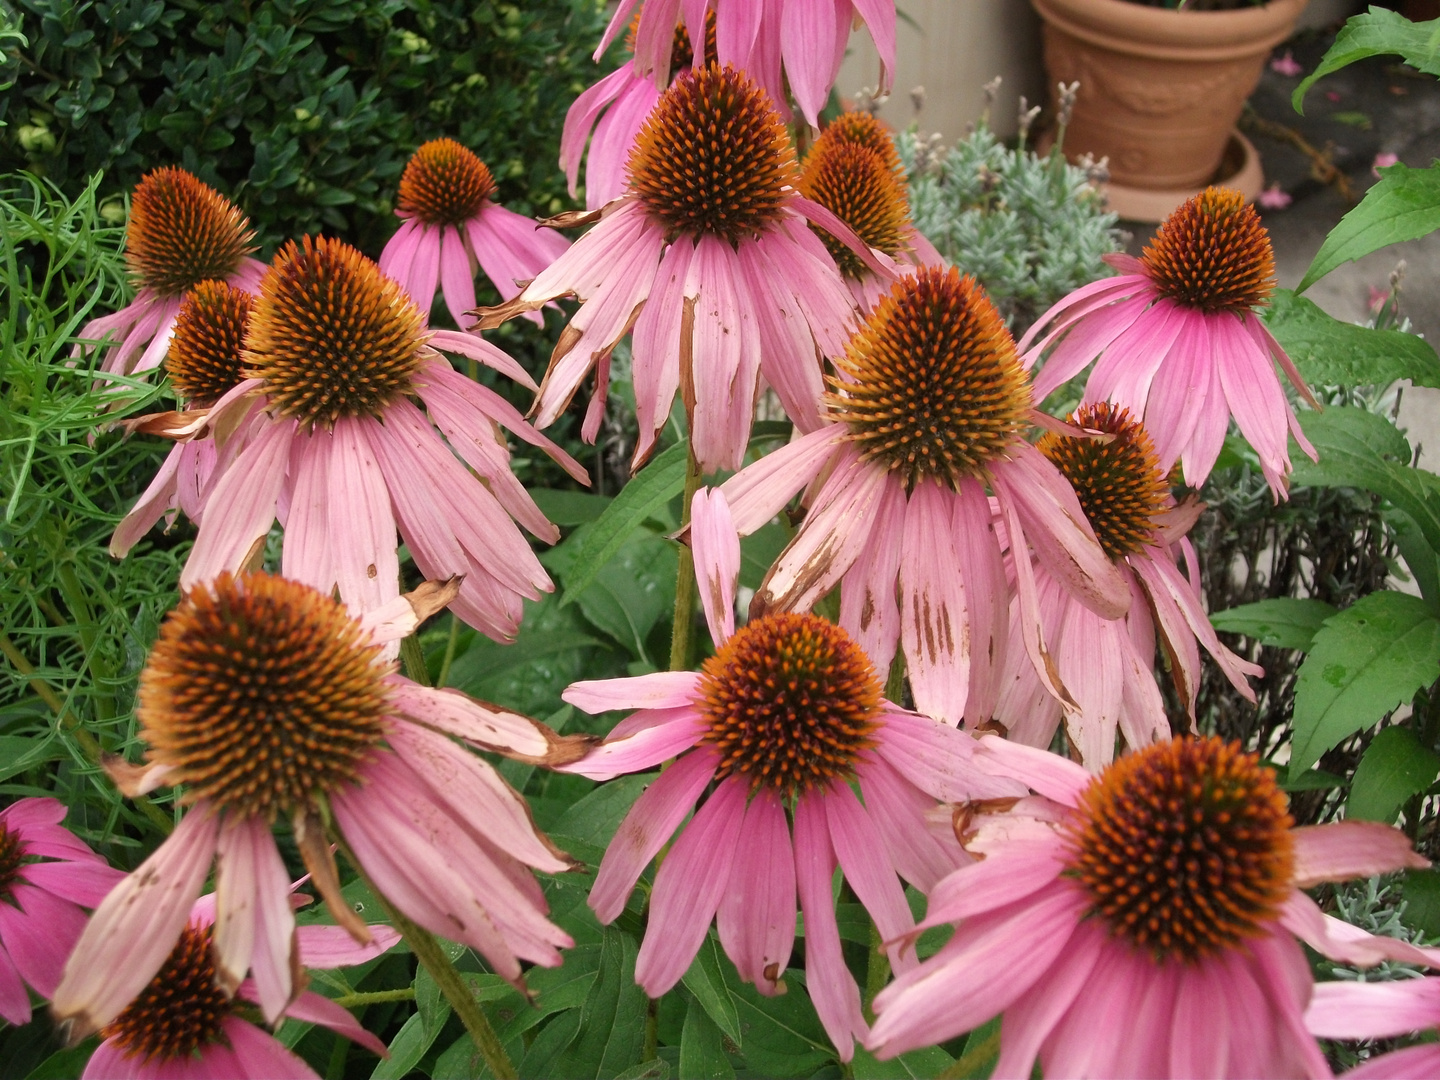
[1032, 0, 1308, 196]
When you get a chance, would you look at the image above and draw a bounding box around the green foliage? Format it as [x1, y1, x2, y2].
[1348, 726, 1440, 823]
[1293, 7, 1440, 112]
[1209, 597, 1338, 651]
[1264, 288, 1440, 388]
[1, 0, 615, 253]
[898, 122, 1121, 332]
[1296, 164, 1440, 293]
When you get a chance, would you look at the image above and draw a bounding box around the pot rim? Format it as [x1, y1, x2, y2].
[1031, 0, 1310, 60]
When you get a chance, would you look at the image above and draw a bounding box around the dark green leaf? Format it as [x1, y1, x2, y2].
[22, 1041, 99, 1080]
[1401, 868, 1440, 936]
[0, 735, 65, 782]
[522, 1009, 583, 1079]
[1348, 726, 1440, 823]
[680, 998, 737, 1080]
[1297, 165, 1440, 292]
[1388, 508, 1440, 611]
[1268, 764, 1348, 792]
[549, 773, 650, 865]
[851, 1046, 956, 1079]
[415, 966, 451, 1039]
[720, 968, 833, 1078]
[1294, 9, 1440, 112]
[739, 519, 791, 592]
[571, 532, 678, 662]
[530, 489, 614, 527]
[681, 933, 743, 1046]
[1291, 591, 1440, 773]
[1209, 597, 1338, 651]
[553, 927, 648, 1078]
[949, 1017, 1001, 1080]
[613, 1062, 670, 1080]
[561, 440, 689, 606]
[496, 944, 602, 1042]
[1263, 289, 1440, 389]
[372, 1011, 443, 1080]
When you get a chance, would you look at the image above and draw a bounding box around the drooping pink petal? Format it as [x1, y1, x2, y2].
[1292, 819, 1429, 887]
[992, 915, 1105, 1080]
[404, 225, 443, 315]
[594, 0, 642, 63]
[1027, 290, 1150, 401]
[110, 443, 184, 557]
[717, 787, 795, 996]
[296, 924, 399, 969]
[973, 733, 1089, 806]
[918, 840, 1067, 933]
[387, 678, 573, 763]
[281, 989, 389, 1058]
[738, 242, 825, 434]
[561, 66, 637, 198]
[717, 424, 847, 535]
[1306, 977, 1440, 1040]
[437, 225, 479, 329]
[715, 0, 763, 75]
[131, 296, 184, 376]
[630, 236, 694, 465]
[898, 478, 971, 725]
[0, 943, 29, 1026]
[850, 0, 897, 89]
[563, 670, 703, 713]
[16, 859, 124, 908]
[823, 782, 915, 972]
[328, 417, 400, 615]
[837, 474, 906, 674]
[559, 714, 707, 781]
[953, 478, 1010, 724]
[995, 485, 1072, 710]
[691, 488, 741, 645]
[0, 884, 86, 997]
[856, 757, 965, 893]
[1215, 310, 1294, 497]
[278, 428, 334, 595]
[1140, 314, 1209, 472]
[637, 776, 748, 996]
[688, 235, 761, 472]
[213, 815, 296, 1023]
[1056, 597, 1125, 770]
[586, 76, 663, 211]
[1248, 931, 1335, 1079]
[631, 0, 683, 83]
[790, 196, 899, 282]
[378, 218, 424, 282]
[427, 328, 537, 390]
[1282, 891, 1440, 969]
[1086, 298, 1187, 411]
[220, 1015, 316, 1079]
[875, 712, 1027, 803]
[1343, 1043, 1440, 1080]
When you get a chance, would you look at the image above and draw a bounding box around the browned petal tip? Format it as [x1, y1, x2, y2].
[542, 731, 601, 768]
[538, 208, 604, 229]
[471, 295, 545, 330]
[102, 755, 170, 797]
[113, 409, 205, 440]
[406, 576, 464, 623]
[295, 809, 372, 945]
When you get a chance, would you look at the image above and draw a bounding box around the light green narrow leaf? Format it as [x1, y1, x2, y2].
[555, 926, 648, 1078]
[1348, 726, 1440, 823]
[681, 997, 738, 1080]
[1291, 591, 1440, 774]
[561, 440, 689, 606]
[414, 965, 451, 1039]
[1296, 165, 1440, 292]
[682, 933, 744, 1046]
[1210, 597, 1338, 652]
[1294, 9, 1440, 112]
[1263, 289, 1440, 389]
[371, 1012, 444, 1080]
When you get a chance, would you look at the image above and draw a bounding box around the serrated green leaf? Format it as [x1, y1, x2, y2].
[1210, 597, 1338, 651]
[1291, 591, 1440, 773]
[372, 1012, 444, 1080]
[1401, 869, 1440, 936]
[1348, 726, 1440, 823]
[851, 1045, 956, 1079]
[1297, 165, 1440, 292]
[554, 926, 648, 1078]
[681, 998, 736, 1080]
[561, 440, 690, 606]
[1294, 10, 1440, 112]
[681, 933, 743, 1046]
[1263, 289, 1440, 389]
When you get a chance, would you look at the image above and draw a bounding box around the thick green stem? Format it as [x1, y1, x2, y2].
[667, 443, 704, 673]
[400, 634, 432, 687]
[330, 988, 417, 1008]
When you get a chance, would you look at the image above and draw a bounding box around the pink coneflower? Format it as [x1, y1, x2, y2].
[798, 110, 943, 311]
[479, 63, 882, 470]
[1307, 977, 1440, 1078]
[82, 891, 396, 1079]
[1019, 187, 1320, 500]
[557, 490, 1021, 1059]
[562, 13, 716, 210]
[715, 266, 1129, 726]
[51, 572, 590, 1041]
[167, 234, 586, 639]
[994, 403, 1261, 769]
[0, 798, 124, 1026]
[76, 167, 266, 378]
[378, 139, 569, 329]
[594, 0, 896, 127]
[867, 736, 1440, 1077]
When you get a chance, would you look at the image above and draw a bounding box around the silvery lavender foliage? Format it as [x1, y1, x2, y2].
[898, 116, 1121, 334]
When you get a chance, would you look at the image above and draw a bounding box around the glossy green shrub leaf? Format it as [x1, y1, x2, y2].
[719, 967, 833, 1078]
[1296, 165, 1440, 293]
[1264, 289, 1440, 388]
[1291, 591, 1440, 773]
[371, 1011, 443, 1080]
[1348, 725, 1440, 823]
[681, 998, 737, 1080]
[1294, 9, 1440, 112]
[1210, 597, 1338, 652]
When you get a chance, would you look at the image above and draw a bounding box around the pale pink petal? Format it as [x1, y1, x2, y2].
[16, 859, 125, 907]
[688, 235, 760, 472]
[850, 0, 896, 88]
[691, 488, 740, 645]
[823, 783, 915, 973]
[520, 200, 650, 304]
[1028, 290, 1150, 401]
[1306, 978, 1440, 1040]
[329, 417, 400, 615]
[213, 815, 297, 1022]
[1056, 598, 1125, 770]
[765, 217, 862, 358]
[437, 225, 478, 329]
[387, 678, 563, 762]
[789, 196, 898, 282]
[427, 328, 537, 390]
[631, 236, 695, 464]
[1248, 932, 1334, 1079]
[1344, 1043, 1440, 1079]
[0, 943, 29, 1025]
[1086, 298, 1187, 410]
[1141, 314, 1209, 472]
[221, 1015, 315, 1079]
[898, 478, 971, 725]
[856, 757, 966, 893]
[281, 989, 389, 1058]
[1293, 820, 1429, 887]
[110, 443, 184, 557]
[1215, 310, 1294, 496]
[563, 671, 703, 713]
[918, 840, 1067, 932]
[838, 474, 906, 674]
[715, 1, 763, 76]
[717, 788, 795, 996]
[632, 0, 682, 82]
[0, 885, 86, 997]
[278, 428, 333, 594]
[404, 225, 443, 314]
[1282, 891, 1440, 969]
[296, 924, 399, 969]
[378, 218, 424, 281]
[953, 478, 1010, 724]
[594, 0, 642, 63]
[995, 485, 1072, 710]
[561, 66, 637, 197]
[637, 776, 748, 996]
[1131, 547, 1204, 713]
[973, 733, 1089, 806]
[717, 424, 846, 535]
[875, 712, 1027, 803]
[559, 714, 707, 781]
[992, 916, 1104, 1080]
[608, 705, 696, 740]
[740, 242, 826, 433]
[131, 298, 183, 376]
[591, 80, 661, 211]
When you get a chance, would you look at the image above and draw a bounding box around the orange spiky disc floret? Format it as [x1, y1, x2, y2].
[243, 235, 427, 427]
[137, 572, 390, 822]
[165, 280, 254, 407]
[1140, 187, 1276, 313]
[820, 110, 904, 177]
[396, 138, 496, 226]
[628, 63, 797, 244]
[101, 923, 231, 1061]
[125, 167, 257, 297]
[799, 135, 909, 279]
[1067, 736, 1295, 965]
[827, 266, 1031, 489]
[698, 612, 882, 798]
[1037, 403, 1170, 561]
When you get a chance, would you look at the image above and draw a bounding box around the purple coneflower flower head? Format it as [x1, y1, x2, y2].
[0, 798, 124, 1026]
[81, 891, 396, 1079]
[76, 168, 266, 379]
[51, 572, 591, 1043]
[167, 235, 587, 639]
[595, 0, 896, 128]
[1020, 187, 1319, 501]
[556, 489, 1021, 1059]
[1307, 977, 1440, 1078]
[479, 63, 886, 472]
[868, 736, 1439, 1078]
[379, 139, 569, 329]
[715, 266, 1130, 726]
[994, 403, 1262, 769]
[798, 110, 944, 311]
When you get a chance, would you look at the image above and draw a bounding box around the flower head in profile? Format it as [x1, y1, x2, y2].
[555, 490, 1021, 1059]
[379, 139, 569, 328]
[1020, 186, 1319, 500]
[0, 798, 124, 1026]
[868, 735, 1439, 1078]
[161, 235, 586, 640]
[595, 0, 897, 127]
[480, 63, 887, 471]
[52, 572, 590, 1043]
[82, 890, 397, 1079]
[994, 404, 1262, 769]
[717, 266, 1129, 726]
[76, 168, 266, 378]
[798, 110, 943, 310]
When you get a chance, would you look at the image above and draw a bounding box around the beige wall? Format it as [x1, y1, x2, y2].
[838, 1, 1046, 143]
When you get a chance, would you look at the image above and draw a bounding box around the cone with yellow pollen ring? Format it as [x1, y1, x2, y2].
[379, 138, 569, 329]
[1020, 186, 1320, 501]
[554, 486, 1025, 1060]
[52, 571, 593, 1045]
[76, 167, 267, 379]
[799, 111, 942, 310]
[477, 63, 893, 473]
[711, 265, 1130, 726]
[993, 403, 1262, 770]
[166, 233, 588, 642]
[867, 734, 1439, 1077]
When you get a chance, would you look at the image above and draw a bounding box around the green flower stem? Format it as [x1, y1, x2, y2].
[400, 634, 432, 687]
[330, 988, 417, 1008]
[937, 1027, 1001, 1080]
[667, 443, 705, 673]
[436, 615, 462, 688]
[864, 919, 890, 1020]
